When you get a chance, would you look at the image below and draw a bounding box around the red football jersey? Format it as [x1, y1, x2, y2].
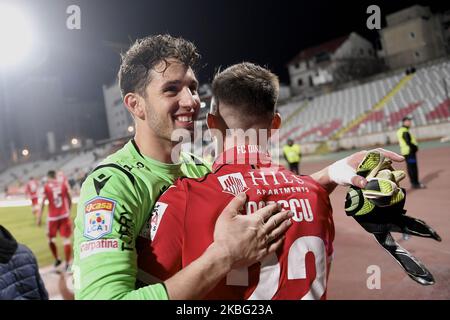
[26, 180, 39, 199]
[43, 179, 70, 221]
[137, 145, 335, 300]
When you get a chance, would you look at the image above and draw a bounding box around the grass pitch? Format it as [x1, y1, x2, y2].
[0, 205, 77, 268]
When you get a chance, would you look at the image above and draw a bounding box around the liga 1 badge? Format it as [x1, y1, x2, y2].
[84, 197, 116, 240]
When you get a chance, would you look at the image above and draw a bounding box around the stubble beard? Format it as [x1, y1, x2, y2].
[145, 104, 173, 142]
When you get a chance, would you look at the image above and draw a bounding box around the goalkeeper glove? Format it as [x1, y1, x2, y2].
[345, 151, 441, 285]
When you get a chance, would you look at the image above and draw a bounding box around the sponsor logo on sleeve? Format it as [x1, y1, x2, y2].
[79, 239, 119, 259]
[150, 202, 168, 241]
[218, 172, 249, 196]
[83, 197, 115, 240]
[139, 218, 151, 239]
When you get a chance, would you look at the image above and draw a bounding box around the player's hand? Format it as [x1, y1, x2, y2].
[213, 193, 293, 269]
[328, 148, 404, 188]
[345, 151, 441, 285]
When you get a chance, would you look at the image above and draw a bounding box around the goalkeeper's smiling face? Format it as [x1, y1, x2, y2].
[142, 58, 201, 141]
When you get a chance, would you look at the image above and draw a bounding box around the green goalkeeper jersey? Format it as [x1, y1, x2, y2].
[72, 139, 210, 300]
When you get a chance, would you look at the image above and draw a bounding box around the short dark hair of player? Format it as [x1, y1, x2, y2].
[211, 62, 279, 127]
[118, 34, 200, 98]
[47, 170, 56, 179]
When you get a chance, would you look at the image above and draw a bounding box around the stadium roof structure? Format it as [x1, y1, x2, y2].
[288, 34, 350, 65]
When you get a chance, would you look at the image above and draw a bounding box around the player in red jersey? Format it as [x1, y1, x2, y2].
[25, 177, 40, 219]
[38, 170, 73, 270]
[137, 63, 334, 299]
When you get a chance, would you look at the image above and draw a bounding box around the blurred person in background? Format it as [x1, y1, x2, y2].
[396, 116, 425, 189]
[25, 176, 40, 221]
[38, 170, 73, 272]
[0, 225, 49, 300]
[283, 138, 302, 174]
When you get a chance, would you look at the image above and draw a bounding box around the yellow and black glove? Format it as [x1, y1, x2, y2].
[345, 151, 441, 285]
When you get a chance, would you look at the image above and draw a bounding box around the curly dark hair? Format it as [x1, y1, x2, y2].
[118, 34, 200, 97]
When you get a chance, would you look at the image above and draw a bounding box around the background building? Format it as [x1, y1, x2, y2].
[379, 5, 448, 70]
[443, 9, 450, 49]
[0, 75, 108, 167]
[287, 32, 379, 96]
[9, 77, 65, 160]
[102, 81, 134, 140]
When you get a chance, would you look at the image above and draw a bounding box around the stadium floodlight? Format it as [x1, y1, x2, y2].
[71, 138, 79, 146]
[0, 4, 34, 68]
[127, 126, 134, 133]
[21, 149, 29, 157]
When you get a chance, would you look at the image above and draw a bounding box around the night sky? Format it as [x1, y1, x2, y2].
[2, 0, 449, 149]
[11, 0, 449, 98]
